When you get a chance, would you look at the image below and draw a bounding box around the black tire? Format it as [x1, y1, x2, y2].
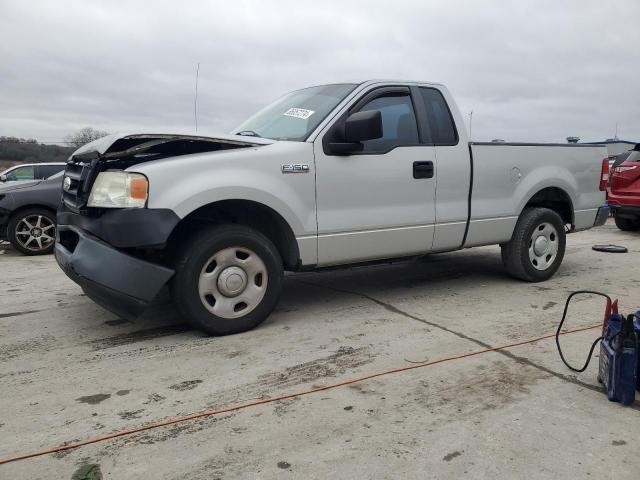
[7, 207, 57, 255]
[501, 207, 566, 282]
[614, 215, 639, 232]
[171, 224, 283, 335]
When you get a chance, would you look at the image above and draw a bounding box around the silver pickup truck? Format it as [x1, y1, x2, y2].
[55, 80, 609, 335]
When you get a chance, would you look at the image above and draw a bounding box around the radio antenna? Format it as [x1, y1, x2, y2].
[194, 62, 200, 133]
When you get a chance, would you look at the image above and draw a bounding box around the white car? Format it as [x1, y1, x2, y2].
[0, 162, 66, 183]
[55, 80, 609, 335]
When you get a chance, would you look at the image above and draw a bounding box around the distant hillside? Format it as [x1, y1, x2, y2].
[0, 137, 73, 167]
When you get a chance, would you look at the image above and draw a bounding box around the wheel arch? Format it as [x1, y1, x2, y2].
[167, 199, 301, 270]
[7, 204, 58, 237]
[8, 204, 57, 220]
[522, 187, 574, 227]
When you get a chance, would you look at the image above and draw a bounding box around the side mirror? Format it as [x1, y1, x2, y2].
[327, 110, 383, 156]
[345, 110, 383, 143]
[0, 174, 6, 182]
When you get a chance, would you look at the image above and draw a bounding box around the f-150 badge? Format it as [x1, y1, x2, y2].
[281, 164, 310, 174]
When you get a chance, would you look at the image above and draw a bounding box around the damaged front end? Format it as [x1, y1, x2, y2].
[61, 133, 271, 213]
[55, 133, 271, 320]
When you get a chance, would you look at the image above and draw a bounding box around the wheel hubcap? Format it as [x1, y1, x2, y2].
[14, 214, 55, 252]
[217, 266, 248, 297]
[528, 222, 558, 271]
[533, 236, 549, 256]
[198, 247, 268, 319]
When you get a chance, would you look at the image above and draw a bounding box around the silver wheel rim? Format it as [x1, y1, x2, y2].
[14, 214, 56, 252]
[528, 222, 558, 271]
[198, 246, 268, 319]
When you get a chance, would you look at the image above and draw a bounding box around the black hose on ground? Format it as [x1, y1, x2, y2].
[555, 290, 611, 372]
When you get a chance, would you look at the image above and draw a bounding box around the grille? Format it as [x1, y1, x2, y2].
[61, 156, 98, 212]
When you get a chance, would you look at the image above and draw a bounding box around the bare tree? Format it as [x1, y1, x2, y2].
[64, 127, 109, 149]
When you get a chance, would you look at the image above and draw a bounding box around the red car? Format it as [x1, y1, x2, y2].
[608, 144, 640, 231]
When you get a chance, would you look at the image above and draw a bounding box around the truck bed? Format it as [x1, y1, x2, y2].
[464, 142, 607, 247]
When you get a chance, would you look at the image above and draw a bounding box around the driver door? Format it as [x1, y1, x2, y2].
[314, 86, 437, 266]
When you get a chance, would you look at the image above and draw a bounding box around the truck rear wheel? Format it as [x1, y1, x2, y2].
[172, 224, 283, 335]
[501, 207, 566, 282]
[614, 215, 639, 231]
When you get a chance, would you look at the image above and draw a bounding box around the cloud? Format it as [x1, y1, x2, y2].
[1, 0, 639, 143]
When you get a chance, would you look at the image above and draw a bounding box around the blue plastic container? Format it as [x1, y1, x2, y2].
[635, 311, 640, 392]
[597, 314, 638, 406]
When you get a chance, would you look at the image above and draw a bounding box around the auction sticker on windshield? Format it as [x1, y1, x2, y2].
[283, 108, 315, 119]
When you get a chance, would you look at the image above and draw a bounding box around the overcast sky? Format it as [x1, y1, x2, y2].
[1, 0, 639, 144]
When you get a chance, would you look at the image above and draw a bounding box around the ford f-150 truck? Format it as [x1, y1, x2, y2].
[55, 80, 610, 335]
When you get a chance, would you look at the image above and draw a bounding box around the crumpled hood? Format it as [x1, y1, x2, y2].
[71, 132, 275, 158]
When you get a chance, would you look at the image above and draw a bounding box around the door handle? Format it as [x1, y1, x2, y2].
[413, 161, 434, 179]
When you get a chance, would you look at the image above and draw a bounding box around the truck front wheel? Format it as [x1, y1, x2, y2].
[172, 224, 283, 335]
[501, 207, 566, 282]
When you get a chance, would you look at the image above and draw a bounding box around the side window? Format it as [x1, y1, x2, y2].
[6, 166, 34, 181]
[40, 165, 64, 178]
[419, 88, 457, 145]
[358, 95, 419, 153]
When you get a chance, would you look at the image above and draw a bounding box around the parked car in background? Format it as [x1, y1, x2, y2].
[0, 171, 62, 254]
[610, 151, 631, 170]
[0, 162, 66, 183]
[608, 144, 640, 231]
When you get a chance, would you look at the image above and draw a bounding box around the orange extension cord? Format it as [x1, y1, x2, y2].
[0, 323, 600, 466]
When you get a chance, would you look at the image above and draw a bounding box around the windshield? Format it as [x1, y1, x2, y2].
[233, 83, 358, 141]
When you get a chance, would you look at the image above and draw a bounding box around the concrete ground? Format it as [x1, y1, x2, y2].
[1, 220, 639, 479]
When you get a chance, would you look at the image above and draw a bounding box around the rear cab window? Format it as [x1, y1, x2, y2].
[418, 88, 458, 146]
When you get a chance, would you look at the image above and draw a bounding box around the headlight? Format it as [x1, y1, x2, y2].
[87, 171, 148, 208]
